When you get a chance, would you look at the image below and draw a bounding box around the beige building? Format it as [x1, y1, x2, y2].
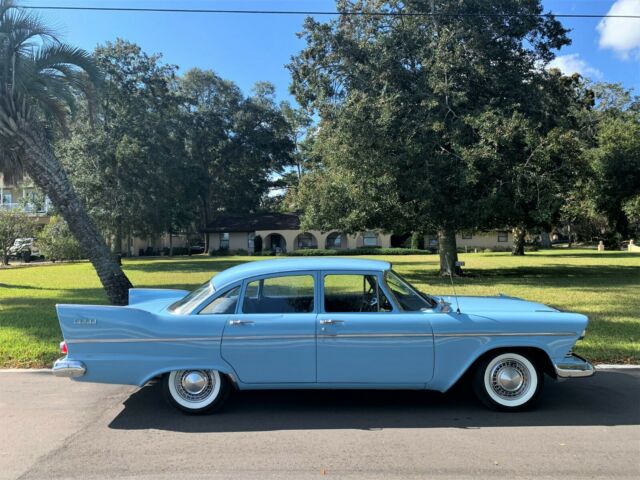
[203, 213, 393, 254]
[0, 174, 51, 225]
[424, 231, 514, 251]
[203, 213, 513, 254]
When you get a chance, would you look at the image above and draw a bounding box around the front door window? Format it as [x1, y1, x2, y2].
[324, 274, 392, 313]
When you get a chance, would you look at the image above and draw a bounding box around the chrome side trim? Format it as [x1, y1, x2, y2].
[319, 333, 434, 339]
[66, 336, 221, 344]
[52, 358, 86, 378]
[433, 332, 577, 337]
[554, 353, 596, 378]
[225, 335, 313, 341]
[66, 331, 576, 344]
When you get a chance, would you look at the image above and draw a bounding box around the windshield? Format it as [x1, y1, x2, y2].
[384, 270, 436, 311]
[168, 282, 214, 315]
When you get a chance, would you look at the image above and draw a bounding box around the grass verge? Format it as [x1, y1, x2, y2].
[0, 249, 638, 367]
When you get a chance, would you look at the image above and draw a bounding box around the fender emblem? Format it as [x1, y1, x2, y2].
[74, 319, 97, 325]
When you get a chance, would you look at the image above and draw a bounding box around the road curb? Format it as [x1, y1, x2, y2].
[0, 368, 52, 373]
[595, 364, 640, 369]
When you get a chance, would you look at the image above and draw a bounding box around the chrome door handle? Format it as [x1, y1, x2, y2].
[319, 319, 344, 325]
[229, 320, 255, 326]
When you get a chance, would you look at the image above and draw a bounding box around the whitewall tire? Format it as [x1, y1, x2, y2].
[162, 369, 230, 414]
[473, 352, 543, 411]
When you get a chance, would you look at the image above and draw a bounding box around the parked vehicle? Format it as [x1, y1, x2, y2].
[8, 237, 40, 262]
[53, 258, 594, 413]
[189, 243, 206, 254]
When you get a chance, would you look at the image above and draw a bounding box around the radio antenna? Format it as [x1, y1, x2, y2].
[446, 254, 463, 314]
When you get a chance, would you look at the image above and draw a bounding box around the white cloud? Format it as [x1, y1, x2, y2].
[547, 54, 603, 79]
[597, 0, 640, 58]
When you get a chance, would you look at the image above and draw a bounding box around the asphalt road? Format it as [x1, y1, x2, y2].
[1, 368, 638, 480]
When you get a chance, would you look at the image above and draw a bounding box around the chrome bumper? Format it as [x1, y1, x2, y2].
[554, 353, 595, 378]
[52, 357, 86, 378]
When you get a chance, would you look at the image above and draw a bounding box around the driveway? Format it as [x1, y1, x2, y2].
[1, 368, 639, 479]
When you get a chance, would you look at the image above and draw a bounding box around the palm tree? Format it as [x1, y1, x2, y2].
[0, 0, 132, 304]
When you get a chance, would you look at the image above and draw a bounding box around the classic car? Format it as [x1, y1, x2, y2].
[53, 258, 594, 413]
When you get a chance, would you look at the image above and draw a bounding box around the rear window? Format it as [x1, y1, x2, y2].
[168, 282, 214, 315]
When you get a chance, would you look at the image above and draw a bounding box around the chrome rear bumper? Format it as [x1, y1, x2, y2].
[52, 358, 86, 378]
[554, 353, 595, 378]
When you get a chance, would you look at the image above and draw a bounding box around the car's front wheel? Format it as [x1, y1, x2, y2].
[162, 369, 230, 414]
[473, 352, 543, 411]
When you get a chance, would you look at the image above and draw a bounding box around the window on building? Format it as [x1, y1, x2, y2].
[325, 232, 343, 249]
[242, 275, 315, 314]
[461, 232, 473, 239]
[1, 192, 12, 205]
[324, 274, 392, 313]
[497, 231, 508, 243]
[296, 233, 316, 249]
[362, 231, 378, 247]
[199, 286, 240, 315]
[219, 232, 230, 250]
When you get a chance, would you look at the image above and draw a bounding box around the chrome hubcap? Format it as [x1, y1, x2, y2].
[182, 372, 207, 395]
[490, 360, 530, 399]
[174, 370, 215, 402]
[497, 366, 523, 392]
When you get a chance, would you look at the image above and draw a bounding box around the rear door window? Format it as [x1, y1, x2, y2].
[242, 275, 315, 314]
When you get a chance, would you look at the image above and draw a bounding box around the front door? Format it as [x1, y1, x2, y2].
[221, 273, 317, 383]
[317, 272, 434, 384]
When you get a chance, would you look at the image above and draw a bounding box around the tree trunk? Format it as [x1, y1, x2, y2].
[169, 231, 173, 257]
[540, 230, 552, 249]
[113, 220, 123, 255]
[20, 130, 133, 305]
[438, 227, 461, 275]
[512, 226, 526, 256]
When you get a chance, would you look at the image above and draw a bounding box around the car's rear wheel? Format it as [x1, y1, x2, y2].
[162, 369, 230, 414]
[473, 352, 543, 411]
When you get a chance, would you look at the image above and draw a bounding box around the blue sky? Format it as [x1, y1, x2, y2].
[25, 0, 640, 103]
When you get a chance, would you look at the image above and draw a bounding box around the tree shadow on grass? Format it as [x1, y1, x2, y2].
[108, 370, 640, 433]
[401, 264, 640, 290]
[123, 259, 249, 274]
[529, 252, 639, 259]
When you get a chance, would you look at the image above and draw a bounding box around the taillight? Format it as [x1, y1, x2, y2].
[60, 341, 68, 355]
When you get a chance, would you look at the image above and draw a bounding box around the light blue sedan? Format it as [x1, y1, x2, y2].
[53, 258, 594, 413]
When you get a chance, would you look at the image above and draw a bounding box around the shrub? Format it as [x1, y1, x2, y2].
[38, 216, 84, 261]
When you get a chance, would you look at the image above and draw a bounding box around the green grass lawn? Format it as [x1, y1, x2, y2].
[0, 249, 638, 367]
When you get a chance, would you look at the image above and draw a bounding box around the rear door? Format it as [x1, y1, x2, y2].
[220, 272, 317, 384]
[317, 271, 434, 385]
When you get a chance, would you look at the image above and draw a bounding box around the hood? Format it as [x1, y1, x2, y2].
[437, 295, 558, 313]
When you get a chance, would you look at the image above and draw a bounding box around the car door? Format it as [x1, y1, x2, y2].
[317, 271, 434, 385]
[220, 272, 317, 384]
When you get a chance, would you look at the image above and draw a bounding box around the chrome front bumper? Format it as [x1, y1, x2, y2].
[554, 353, 595, 378]
[52, 357, 86, 378]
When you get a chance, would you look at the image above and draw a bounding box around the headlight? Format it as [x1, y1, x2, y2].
[579, 329, 586, 340]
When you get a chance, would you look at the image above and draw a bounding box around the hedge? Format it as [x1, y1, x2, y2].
[263, 248, 432, 256]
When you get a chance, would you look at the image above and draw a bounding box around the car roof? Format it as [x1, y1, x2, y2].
[211, 257, 392, 289]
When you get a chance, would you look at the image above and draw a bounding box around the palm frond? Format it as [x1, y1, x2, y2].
[0, 0, 101, 133]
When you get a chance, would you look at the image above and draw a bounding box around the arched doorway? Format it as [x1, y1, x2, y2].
[264, 233, 287, 253]
[295, 232, 318, 250]
[250, 233, 262, 253]
[325, 231, 345, 249]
